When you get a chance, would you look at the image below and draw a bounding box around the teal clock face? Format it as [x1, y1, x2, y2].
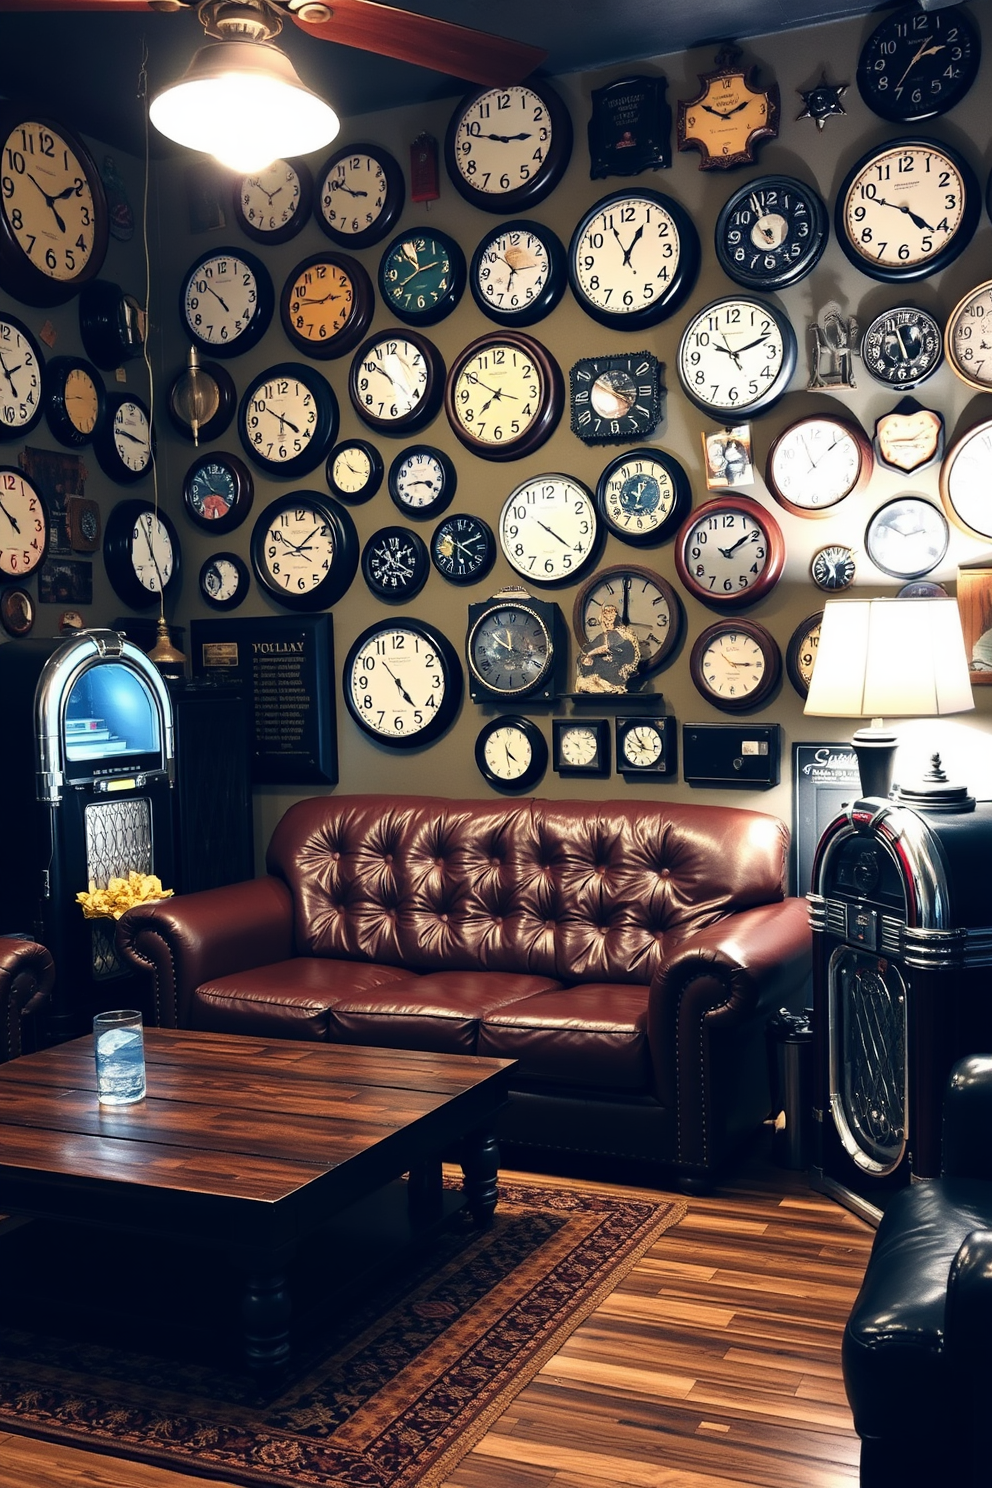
[378, 228, 466, 327]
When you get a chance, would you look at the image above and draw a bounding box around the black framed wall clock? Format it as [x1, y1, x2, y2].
[944, 281, 992, 392]
[103, 498, 181, 609]
[315, 142, 405, 249]
[499, 473, 600, 586]
[166, 358, 236, 444]
[326, 439, 383, 503]
[45, 355, 104, 448]
[444, 80, 573, 213]
[714, 175, 828, 289]
[182, 451, 254, 534]
[78, 279, 144, 369]
[811, 543, 856, 592]
[864, 495, 948, 580]
[786, 612, 822, 699]
[856, 4, 980, 124]
[568, 188, 700, 330]
[765, 413, 873, 517]
[93, 393, 152, 483]
[361, 525, 430, 602]
[0, 585, 34, 637]
[238, 362, 339, 478]
[279, 251, 374, 361]
[573, 563, 684, 681]
[233, 158, 312, 244]
[690, 619, 781, 712]
[674, 495, 785, 608]
[387, 445, 456, 520]
[0, 312, 45, 441]
[349, 330, 446, 436]
[199, 552, 250, 611]
[616, 716, 677, 777]
[475, 715, 548, 792]
[940, 419, 992, 540]
[430, 513, 496, 586]
[344, 618, 463, 749]
[861, 305, 943, 388]
[180, 246, 274, 358]
[595, 447, 691, 547]
[470, 219, 567, 327]
[553, 718, 611, 778]
[569, 352, 663, 444]
[444, 331, 563, 461]
[378, 228, 466, 327]
[250, 491, 358, 611]
[0, 467, 47, 580]
[676, 295, 797, 418]
[466, 589, 565, 703]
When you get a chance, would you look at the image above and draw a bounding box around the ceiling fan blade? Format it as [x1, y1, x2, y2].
[292, 0, 547, 88]
[0, 1, 159, 9]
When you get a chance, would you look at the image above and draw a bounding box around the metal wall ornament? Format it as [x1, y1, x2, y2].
[808, 305, 859, 389]
[796, 72, 848, 131]
[588, 75, 672, 177]
[678, 46, 780, 171]
[874, 399, 944, 475]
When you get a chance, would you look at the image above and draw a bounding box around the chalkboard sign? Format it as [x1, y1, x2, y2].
[190, 615, 337, 785]
[793, 743, 861, 897]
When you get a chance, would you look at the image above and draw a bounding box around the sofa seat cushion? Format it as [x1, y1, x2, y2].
[328, 970, 563, 1055]
[191, 958, 414, 1041]
[477, 984, 651, 1092]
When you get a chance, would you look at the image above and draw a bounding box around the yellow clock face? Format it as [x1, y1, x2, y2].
[680, 70, 777, 168]
[452, 342, 544, 448]
[287, 260, 354, 346]
[1, 121, 98, 282]
[65, 365, 98, 435]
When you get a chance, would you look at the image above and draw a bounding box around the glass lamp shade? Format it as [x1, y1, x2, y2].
[149, 40, 340, 172]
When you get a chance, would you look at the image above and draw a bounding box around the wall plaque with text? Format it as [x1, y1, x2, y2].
[793, 743, 861, 897]
[588, 75, 672, 177]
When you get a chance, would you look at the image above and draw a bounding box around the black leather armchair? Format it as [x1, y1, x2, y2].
[843, 1054, 992, 1487]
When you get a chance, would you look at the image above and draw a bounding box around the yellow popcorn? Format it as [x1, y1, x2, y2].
[76, 872, 174, 921]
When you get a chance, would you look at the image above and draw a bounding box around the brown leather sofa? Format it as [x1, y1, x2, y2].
[0, 937, 54, 1062]
[118, 794, 811, 1186]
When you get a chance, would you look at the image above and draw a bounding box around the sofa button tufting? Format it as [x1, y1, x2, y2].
[660, 867, 671, 879]
[440, 913, 449, 923]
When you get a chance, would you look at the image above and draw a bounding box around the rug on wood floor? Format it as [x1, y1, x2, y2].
[0, 1178, 683, 1488]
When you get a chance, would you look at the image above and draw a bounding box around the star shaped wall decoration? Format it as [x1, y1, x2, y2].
[797, 73, 848, 131]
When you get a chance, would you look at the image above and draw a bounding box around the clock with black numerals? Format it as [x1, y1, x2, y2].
[93, 393, 153, 484]
[233, 158, 312, 245]
[45, 355, 104, 448]
[349, 330, 446, 436]
[569, 352, 663, 444]
[378, 228, 466, 327]
[315, 142, 405, 249]
[676, 295, 797, 418]
[387, 445, 456, 520]
[326, 439, 383, 503]
[430, 512, 496, 585]
[445, 331, 563, 461]
[674, 495, 785, 609]
[616, 716, 677, 777]
[714, 175, 829, 290]
[250, 491, 358, 611]
[857, 3, 980, 125]
[103, 498, 181, 609]
[180, 246, 273, 357]
[0, 467, 47, 579]
[444, 80, 573, 213]
[344, 618, 462, 749]
[595, 447, 691, 547]
[279, 251, 374, 361]
[475, 715, 548, 792]
[238, 362, 339, 478]
[786, 612, 822, 699]
[361, 525, 430, 601]
[690, 618, 781, 713]
[470, 219, 567, 327]
[573, 563, 684, 680]
[0, 312, 45, 441]
[568, 188, 700, 330]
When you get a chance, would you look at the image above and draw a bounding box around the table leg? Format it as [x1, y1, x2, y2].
[460, 1129, 499, 1228]
[240, 1244, 294, 1376]
[408, 1158, 443, 1227]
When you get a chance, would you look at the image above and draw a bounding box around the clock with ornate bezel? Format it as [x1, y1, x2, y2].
[678, 47, 780, 171]
[444, 80, 573, 213]
[677, 295, 797, 418]
[811, 543, 856, 592]
[569, 352, 663, 445]
[180, 245, 274, 358]
[445, 331, 563, 461]
[568, 188, 701, 330]
[674, 495, 784, 609]
[690, 618, 782, 712]
[466, 588, 565, 703]
[862, 305, 943, 388]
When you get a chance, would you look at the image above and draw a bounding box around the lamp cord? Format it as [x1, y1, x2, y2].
[138, 39, 165, 629]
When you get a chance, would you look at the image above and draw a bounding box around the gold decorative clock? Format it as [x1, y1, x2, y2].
[678, 46, 780, 171]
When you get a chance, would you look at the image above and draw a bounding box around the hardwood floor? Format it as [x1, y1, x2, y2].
[0, 1137, 874, 1488]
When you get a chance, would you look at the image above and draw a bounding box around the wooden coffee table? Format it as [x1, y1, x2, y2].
[0, 1028, 514, 1374]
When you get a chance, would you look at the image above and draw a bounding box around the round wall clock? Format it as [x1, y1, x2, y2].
[690, 619, 781, 713]
[470, 219, 567, 326]
[315, 142, 405, 249]
[499, 473, 599, 586]
[857, 4, 980, 124]
[940, 419, 992, 539]
[387, 445, 456, 520]
[180, 246, 273, 358]
[676, 295, 797, 419]
[714, 175, 829, 290]
[444, 330, 563, 461]
[238, 362, 339, 478]
[861, 305, 943, 387]
[326, 439, 383, 504]
[250, 491, 358, 611]
[674, 495, 784, 609]
[166, 357, 236, 444]
[349, 330, 446, 436]
[361, 525, 430, 602]
[344, 618, 462, 749]
[765, 414, 873, 517]
[865, 495, 948, 580]
[233, 157, 312, 244]
[475, 715, 548, 793]
[786, 611, 822, 699]
[467, 595, 557, 699]
[568, 188, 700, 330]
[199, 551, 250, 611]
[280, 251, 374, 361]
[430, 512, 496, 586]
[93, 393, 152, 484]
[573, 564, 684, 680]
[0, 467, 47, 579]
[835, 138, 979, 283]
[182, 451, 253, 534]
[78, 279, 144, 369]
[45, 355, 104, 448]
[103, 499, 180, 609]
[444, 80, 572, 213]
[944, 281, 992, 391]
[378, 228, 466, 327]
[0, 111, 109, 305]
[811, 543, 856, 592]
[0, 312, 45, 441]
[595, 446, 691, 547]
[0, 585, 34, 638]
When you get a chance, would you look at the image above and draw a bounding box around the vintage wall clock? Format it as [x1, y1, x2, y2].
[595, 446, 691, 547]
[315, 142, 405, 249]
[199, 551, 250, 611]
[677, 295, 797, 419]
[615, 716, 677, 777]
[553, 719, 611, 778]
[361, 525, 430, 602]
[861, 305, 943, 387]
[180, 246, 273, 358]
[569, 352, 663, 444]
[714, 175, 829, 290]
[765, 413, 873, 517]
[469, 219, 567, 327]
[378, 228, 466, 327]
[349, 330, 446, 436]
[250, 491, 358, 611]
[103, 499, 180, 609]
[573, 563, 684, 680]
[466, 589, 564, 703]
[233, 158, 312, 244]
[567, 189, 700, 330]
[811, 543, 856, 592]
[690, 619, 781, 712]
[0, 312, 45, 441]
[944, 281, 992, 391]
[45, 355, 104, 448]
[939, 419, 992, 539]
[430, 512, 496, 586]
[238, 362, 339, 477]
[166, 357, 235, 444]
[280, 251, 374, 361]
[856, 4, 980, 124]
[499, 473, 599, 585]
[674, 495, 784, 608]
[874, 399, 944, 474]
[475, 715, 548, 792]
[182, 451, 253, 534]
[0, 585, 34, 638]
[678, 46, 780, 171]
[0, 111, 109, 305]
[835, 138, 979, 283]
[93, 393, 152, 484]
[0, 467, 47, 579]
[67, 495, 100, 553]
[326, 439, 383, 503]
[445, 331, 563, 460]
[78, 279, 144, 369]
[786, 612, 822, 699]
[344, 618, 462, 749]
[865, 495, 948, 580]
[387, 445, 456, 520]
[444, 80, 573, 213]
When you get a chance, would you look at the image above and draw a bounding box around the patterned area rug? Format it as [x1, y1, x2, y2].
[0, 1177, 683, 1488]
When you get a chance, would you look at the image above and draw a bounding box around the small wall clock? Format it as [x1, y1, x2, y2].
[444, 80, 573, 214]
[469, 219, 567, 327]
[166, 357, 236, 444]
[865, 495, 948, 581]
[861, 306, 943, 388]
[79, 279, 144, 369]
[361, 525, 430, 602]
[93, 393, 152, 484]
[676, 295, 797, 419]
[315, 142, 405, 250]
[387, 445, 456, 520]
[765, 413, 873, 517]
[811, 543, 856, 592]
[466, 589, 565, 703]
[238, 362, 339, 478]
[714, 175, 829, 290]
[349, 330, 446, 436]
[45, 355, 104, 448]
[678, 46, 780, 171]
[595, 447, 691, 548]
[856, 4, 980, 125]
[0, 585, 34, 638]
[103, 498, 180, 609]
[182, 451, 253, 534]
[553, 719, 610, 778]
[674, 495, 784, 609]
[344, 618, 462, 749]
[430, 512, 496, 586]
[279, 251, 374, 361]
[67, 495, 100, 553]
[499, 473, 599, 586]
[940, 420, 992, 540]
[326, 439, 383, 504]
[786, 612, 822, 699]
[0, 312, 45, 441]
[690, 619, 781, 712]
[475, 715, 548, 793]
[199, 551, 250, 611]
[616, 715, 677, 777]
[573, 564, 684, 681]
[180, 246, 273, 358]
[567, 188, 700, 331]
[0, 467, 47, 579]
[378, 228, 466, 327]
[233, 158, 312, 245]
[874, 399, 944, 475]
[944, 281, 992, 392]
[445, 330, 563, 461]
[569, 351, 663, 445]
[250, 491, 358, 611]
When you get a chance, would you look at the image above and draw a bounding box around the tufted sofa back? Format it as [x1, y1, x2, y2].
[266, 795, 790, 986]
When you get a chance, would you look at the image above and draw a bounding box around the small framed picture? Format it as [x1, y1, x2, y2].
[957, 566, 992, 685]
[702, 424, 754, 489]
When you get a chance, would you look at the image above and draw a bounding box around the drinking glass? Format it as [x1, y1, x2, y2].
[93, 1009, 146, 1105]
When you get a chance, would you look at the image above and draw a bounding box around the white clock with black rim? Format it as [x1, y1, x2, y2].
[103, 498, 180, 609]
[93, 394, 152, 484]
[568, 189, 701, 331]
[180, 246, 273, 357]
[444, 81, 572, 214]
[677, 295, 797, 418]
[475, 715, 548, 792]
[0, 312, 45, 441]
[499, 474, 599, 585]
[344, 618, 462, 749]
[250, 491, 358, 611]
[470, 219, 567, 327]
[238, 362, 339, 478]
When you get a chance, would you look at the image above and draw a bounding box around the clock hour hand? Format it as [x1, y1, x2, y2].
[895, 40, 944, 92]
[0, 497, 21, 533]
[382, 661, 415, 708]
[141, 520, 165, 592]
[482, 132, 531, 143]
[268, 409, 301, 436]
[116, 428, 146, 445]
[398, 259, 440, 287]
[296, 291, 342, 306]
[620, 575, 631, 626]
[329, 181, 368, 198]
[714, 336, 743, 370]
[718, 532, 756, 559]
[202, 282, 232, 314]
[26, 171, 67, 233]
[536, 520, 568, 547]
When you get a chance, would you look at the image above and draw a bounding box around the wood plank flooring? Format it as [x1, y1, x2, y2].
[0, 1137, 874, 1488]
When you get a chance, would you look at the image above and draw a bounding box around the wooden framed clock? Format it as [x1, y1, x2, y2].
[678, 46, 780, 171]
[674, 495, 784, 609]
[445, 331, 563, 461]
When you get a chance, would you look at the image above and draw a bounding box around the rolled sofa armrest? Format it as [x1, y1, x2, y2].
[648, 897, 812, 1172]
[942, 1055, 992, 1179]
[116, 877, 295, 1028]
[0, 937, 55, 1062]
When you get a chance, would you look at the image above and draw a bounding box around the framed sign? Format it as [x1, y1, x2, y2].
[793, 742, 861, 896]
[191, 614, 338, 785]
[588, 75, 672, 177]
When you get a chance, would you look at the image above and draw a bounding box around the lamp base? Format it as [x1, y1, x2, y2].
[851, 726, 898, 800]
[891, 753, 975, 815]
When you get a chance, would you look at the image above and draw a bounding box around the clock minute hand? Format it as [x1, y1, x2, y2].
[26, 172, 66, 232]
[536, 520, 568, 547]
[734, 332, 771, 355]
[873, 196, 936, 233]
[483, 132, 531, 142]
[203, 282, 232, 313]
[718, 532, 756, 559]
[0, 496, 21, 533]
[330, 181, 368, 198]
[382, 662, 415, 708]
[116, 428, 146, 445]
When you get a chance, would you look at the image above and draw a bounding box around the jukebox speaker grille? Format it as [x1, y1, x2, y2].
[84, 798, 153, 979]
[830, 948, 908, 1174]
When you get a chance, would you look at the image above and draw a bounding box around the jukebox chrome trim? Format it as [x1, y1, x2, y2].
[827, 944, 909, 1176]
[810, 798, 953, 931]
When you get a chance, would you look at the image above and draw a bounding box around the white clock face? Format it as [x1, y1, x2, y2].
[842, 144, 967, 272]
[947, 282, 992, 390]
[183, 252, 261, 347]
[769, 418, 866, 512]
[0, 323, 41, 432]
[393, 450, 445, 510]
[452, 341, 545, 448]
[579, 570, 675, 674]
[245, 375, 317, 464]
[261, 503, 335, 597]
[203, 557, 240, 601]
[0, 470, 44, 577]
[701, 630, 766, 701]
[114, 401, 150, 474]
[348, 626, 448, 740]
[866, 497, 948, 579]
[475, 226, 551, 314]
[500, 475, 597, 583]
[600, 454, 678, 539]
[238, 160, 301, 234]
[484, 723, 533, 781]
[332, 445, 372, 494]
[354, 337, 429, 424]
[942, 421, 992, 538]
[679, 298, 791, 415]
[622, 725, 662, 767]
[129, 511, 173, 594]
[320, 152, 388, 238]
[682, 508, 770, 599]
[1, 121, 97, 282]
[560, 726, 598, 767]
[452, 86, 552, 197]
[572, 194, 681, 318]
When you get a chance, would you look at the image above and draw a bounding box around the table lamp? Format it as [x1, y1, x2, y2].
[804, 597, 974, 807]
